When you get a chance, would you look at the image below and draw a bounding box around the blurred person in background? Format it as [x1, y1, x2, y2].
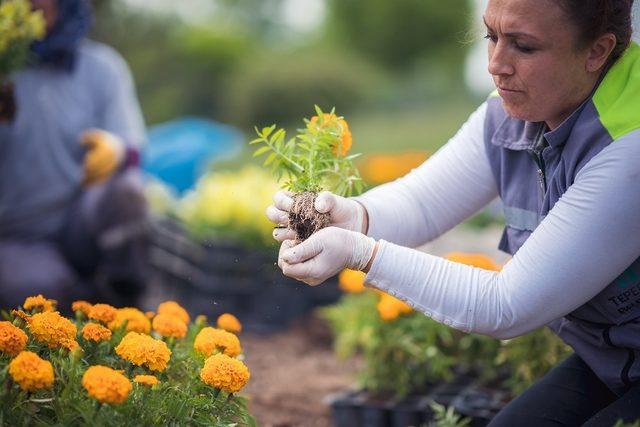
[0, 0, 149, 309]
[269, 0, 640, 424]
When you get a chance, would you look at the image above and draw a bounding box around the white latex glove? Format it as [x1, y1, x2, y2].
[278, 227, 377, 286]
[266, 190, 367, 242]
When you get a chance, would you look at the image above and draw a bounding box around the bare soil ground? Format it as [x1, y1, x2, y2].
[241, 314, 360, 427]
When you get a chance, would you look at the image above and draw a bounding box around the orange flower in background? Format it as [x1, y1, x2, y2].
[360, 151, 430, 185]
[115, 332, 171, 372]
[308, 113, 352, 157]
[82, 365, 132, 404]
[152, 314, 187, 339]
[338, 269, 367, 293]
[145, 311, 155, 320]
[23, 294, 56, 312]
[216, 314, 242, 334]
[376, 293, 413, 321]
[82, 323, 112, 343]
[109, 307, 151, 334]
[71, 300, 93, 316]
[194, 327, 242, 358]
[200, 353, 250, 393]
[27, 311, 78, 350]
[134, 374, 159, 387]
[444, 252, 502, 271]
[88, 303, 118, 325]
[157, 301, 190, 325]
[0, 321, 28, 356]
[8, 351, 54, 392]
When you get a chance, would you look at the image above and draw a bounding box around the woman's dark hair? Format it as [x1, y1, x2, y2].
[557, 0, 635, 67]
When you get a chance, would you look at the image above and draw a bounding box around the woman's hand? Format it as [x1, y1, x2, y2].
[277, 227, 376, 286]
[266, 190, 368, 242]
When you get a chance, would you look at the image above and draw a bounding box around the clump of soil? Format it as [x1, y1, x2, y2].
[0, 82, 16, 123]
[289, 191, 330, 242]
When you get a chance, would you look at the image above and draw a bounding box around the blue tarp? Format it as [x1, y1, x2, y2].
[142, 117, 243, 194]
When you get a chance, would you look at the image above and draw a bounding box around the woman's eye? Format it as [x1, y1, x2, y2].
[484, 34, 498, 43]
[516, 44, 536, 54]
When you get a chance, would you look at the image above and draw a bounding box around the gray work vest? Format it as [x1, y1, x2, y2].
[484, 42, 640, 394]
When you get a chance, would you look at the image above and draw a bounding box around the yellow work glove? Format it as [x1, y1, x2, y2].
[80, 129, 125, 185]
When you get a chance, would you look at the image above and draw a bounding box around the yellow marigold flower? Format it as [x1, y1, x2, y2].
[88, 303, 118, 325]
[109, 307, 151, 334]
[23, 294, 56, 312]
[27, 311, 78, 350]
[216, 314, 242, 334]
[194, 327, 241, 358]
[152, 314, 187, 339]
[338, 269, 366, 293]
[0, 321, 28, 356]
[115, 332, 171, 372]
[8, 351, 54, 392]
[157, 301, 190, 325]
[200, 353, 250, 393]
[82, 365, 132, 405]
[444, 252, 502, 271]
[309, 113, 352, 157]
[134, 374, 158, 387]
[376, 293, 412, 322]
[71, 300, 93, 316]
[82, 323, 112, 343]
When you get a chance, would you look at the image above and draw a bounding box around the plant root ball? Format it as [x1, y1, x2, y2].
[289, 191, 330, 242]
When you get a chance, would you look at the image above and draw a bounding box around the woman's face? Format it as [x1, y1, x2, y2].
[484, 0, 600, 129]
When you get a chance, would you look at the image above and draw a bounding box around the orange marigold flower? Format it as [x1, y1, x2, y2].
[309, 113, 352, 157]
[145, 311, 155, 320]
[88, 304, 118, 325]
[194, 327, 241, 358]
[8, 351, 54, 392]
[360, 151, 430, 185]
[200, 353, 250, 393]
[134, 374, 159, 387]
[0, 322, 28, 356]
[115, 332, 171, 372]
[23, 294, 56, 312]
[445, 252, 502, 271]
[157, 301, 190, 325]
[82, 323, 112, 343]
[71, 300, 93, 316]
[216, 314, 242, 334]
[82, 365, 132, 405]
[109, 307, 151, 334]
[338, 269, 366, 293]
[27, 311, 78, 350]
[376, 293, 413, 322]
[152, 314, 187, 339]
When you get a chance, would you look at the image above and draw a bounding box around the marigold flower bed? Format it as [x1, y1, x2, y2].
[0, 296, 255, 426]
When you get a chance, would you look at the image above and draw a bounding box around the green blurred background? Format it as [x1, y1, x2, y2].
[90, 0, 488, 158]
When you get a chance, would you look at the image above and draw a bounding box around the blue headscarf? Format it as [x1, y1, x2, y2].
[30, 0, 93, 72]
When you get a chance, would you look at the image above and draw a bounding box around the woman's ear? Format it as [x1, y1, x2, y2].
[586, 33, 617, 72]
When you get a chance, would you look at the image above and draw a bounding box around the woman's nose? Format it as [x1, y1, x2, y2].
[488, 41, 515, 77]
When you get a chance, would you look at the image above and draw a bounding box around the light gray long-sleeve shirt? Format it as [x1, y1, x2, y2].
[0, 40, 145, 240]
[357, 102, 640, 340]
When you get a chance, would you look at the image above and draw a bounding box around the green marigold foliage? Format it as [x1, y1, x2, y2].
[251, 105, 364, 196]
[322, 290, 572, 398]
